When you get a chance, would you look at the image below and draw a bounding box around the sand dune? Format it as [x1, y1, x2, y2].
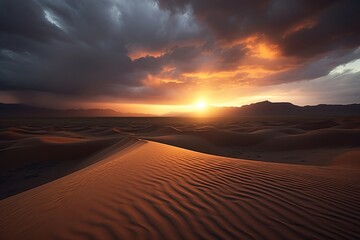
[126, 117, 360, 167]
[0, 129, 137, 199]
[0, 117, 359, 239]
[332, 149, 360, 168]
[144, 127, 360, 150]
[0, 141, 359, 239]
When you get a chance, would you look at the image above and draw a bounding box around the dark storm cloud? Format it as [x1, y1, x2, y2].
[0, 0, 359, 106]
[0, 0, 202, 98]
[0, 0, 64, 48]
[1, 0, 127, 95]
[133, 43, 249, 83]
[260, 48, 360, 85]
[258, 47, 360, 90]
[155, 0, 360, 86]
[281, 0, 360, 57]
[158, 0, 360, 58]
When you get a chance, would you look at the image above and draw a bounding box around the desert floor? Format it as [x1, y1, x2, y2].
[0, 116, 359, 239]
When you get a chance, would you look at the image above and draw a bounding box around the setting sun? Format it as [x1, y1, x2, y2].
[195, 101, 207, 110]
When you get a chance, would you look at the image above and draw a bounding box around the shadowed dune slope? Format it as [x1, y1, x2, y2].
[143, 128, 360, 150]
[0, 141, 359, 240]
[0, 133, 139, 199]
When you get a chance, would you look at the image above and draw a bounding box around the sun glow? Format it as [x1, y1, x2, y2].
[195, 100, 207, 111]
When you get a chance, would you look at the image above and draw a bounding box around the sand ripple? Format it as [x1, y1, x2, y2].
[1, 141, 359, 239]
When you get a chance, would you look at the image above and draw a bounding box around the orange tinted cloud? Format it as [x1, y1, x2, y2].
[283, 17, 318, 38]
[250, 42, 280, 59]
[221, 35, 281, 60]
[246, 38, 280, 60]
[128, 48, 166, 61]
[143, 74, 184, 86]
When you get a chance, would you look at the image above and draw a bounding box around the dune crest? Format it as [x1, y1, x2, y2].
[1, 141, 359, 239]
[332, 149, 360, 168]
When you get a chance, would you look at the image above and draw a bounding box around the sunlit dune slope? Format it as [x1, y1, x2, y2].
[1, 141, 359, 240]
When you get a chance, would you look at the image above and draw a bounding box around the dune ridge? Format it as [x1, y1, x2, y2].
[0, 127, 139, 199]
[0, 117, 359, 239]
[0, 141, 359, 239]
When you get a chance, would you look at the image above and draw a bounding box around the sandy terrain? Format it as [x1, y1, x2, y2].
[0, 116, 359, 239]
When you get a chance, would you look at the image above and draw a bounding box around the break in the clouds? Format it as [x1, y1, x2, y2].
[0, 0, 359, 110]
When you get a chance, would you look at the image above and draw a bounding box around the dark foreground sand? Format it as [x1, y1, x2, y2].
[0, 116, 359, 239]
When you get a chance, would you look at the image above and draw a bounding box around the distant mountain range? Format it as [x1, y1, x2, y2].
[0, 103, 152, 117]
[1, 101, 360, 117]
[209, 101, 360, 117]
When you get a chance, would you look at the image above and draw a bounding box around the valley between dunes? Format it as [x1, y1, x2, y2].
[0, 117, 359, 239]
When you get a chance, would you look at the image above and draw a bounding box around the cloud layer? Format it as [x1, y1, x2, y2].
[0, 0, 359, 109]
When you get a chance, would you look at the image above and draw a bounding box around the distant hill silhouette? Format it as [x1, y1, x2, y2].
[208, 101, 360, 117]
[0, 103, 153, 117]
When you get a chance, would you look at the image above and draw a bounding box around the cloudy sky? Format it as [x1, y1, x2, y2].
[0, 0, 359, 114]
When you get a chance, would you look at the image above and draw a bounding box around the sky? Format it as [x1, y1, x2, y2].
[0, 0, 359, 114]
